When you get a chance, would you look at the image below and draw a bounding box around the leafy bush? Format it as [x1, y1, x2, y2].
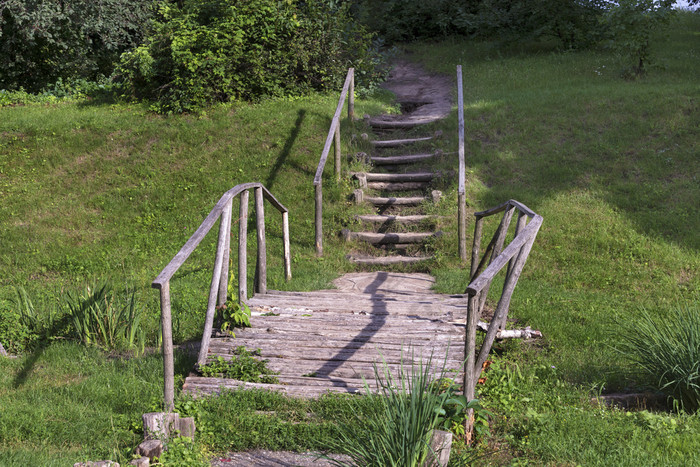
[602, 0, 675, 77]
[64, 281, 146, 354]
[617, 302, 700, 412]
[0, 0, 154, 92]
[117, 0, 383, 113]
[356, 0, 607, 48]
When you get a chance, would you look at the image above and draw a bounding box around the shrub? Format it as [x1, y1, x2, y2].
[356, 0, 607, 48]
[63, 281, 146, 354]
[603, 0, 675, 77]
[616, 302, 700, 412]
[0, 0, 154, 92]
[117, 0, 383, 113]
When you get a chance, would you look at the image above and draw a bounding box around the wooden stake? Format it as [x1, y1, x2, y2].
[255, 187, 267, 295]
[159, 282, 175, 412]
[238, 190, 249, 303]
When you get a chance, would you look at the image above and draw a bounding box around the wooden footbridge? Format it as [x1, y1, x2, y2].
[152, 65, 542, 436]
[184, 273, 468, 397]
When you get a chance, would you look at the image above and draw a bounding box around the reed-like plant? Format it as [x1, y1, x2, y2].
[616, 301, 700, 412]
[64, 281, 146, 354]
[324, 349, 454, 467]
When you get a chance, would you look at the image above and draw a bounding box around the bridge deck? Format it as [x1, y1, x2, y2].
[183, 273, 468, 398]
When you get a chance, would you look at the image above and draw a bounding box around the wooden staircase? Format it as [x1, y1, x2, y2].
[344, 113, 447, 266]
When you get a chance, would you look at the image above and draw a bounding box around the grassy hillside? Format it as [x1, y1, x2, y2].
[0, 11, 698, 466]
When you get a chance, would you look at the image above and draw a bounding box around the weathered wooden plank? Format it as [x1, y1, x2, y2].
[362, 172, 435, 182]
[208, 337, 462, 354]
[343, 231, 437, 245]
[365, 196, 427, 206]
[371, 153, 437, 165]
[371, 136, 434, 148]
[367, 181, 428, 191]
[355, 214, 437, 225]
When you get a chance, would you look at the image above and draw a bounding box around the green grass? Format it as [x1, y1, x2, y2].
[0, 11, 699, 467]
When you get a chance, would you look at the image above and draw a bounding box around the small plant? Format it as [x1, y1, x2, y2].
[616, 302, 700, 412]
[63, 281, 146, 354]
[199, 347, 279, 384]
[322, 350, 457, 467]
[431, 378, 492, 439]
[216, 300, 251, 336]
[154, 436, 208, 467]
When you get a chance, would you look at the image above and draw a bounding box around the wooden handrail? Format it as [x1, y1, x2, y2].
[462, 199, 542, 444]
[152, 182, 291, 411]
[314, 68, 355, 255]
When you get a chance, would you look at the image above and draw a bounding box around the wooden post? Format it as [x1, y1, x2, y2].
[255, 187, 267, 295]
[457, 65, 467, 264]
[282, 211, 291, 281]
[470, 218, 483, 282]
[458, 193, 467, 263]
[159, 282, 175, 412]
[217, 199, 233, 306]
[315, 183, 323, 256]
[463, 292, 480, 445]
[348, 68, 355, 120]
[197, 206, 231, 367]
[238, 190, 249, 303]
[334, 122, 341, 181]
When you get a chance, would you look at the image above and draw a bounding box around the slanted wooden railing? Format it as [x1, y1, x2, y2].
[314, 68, 355, 255]
[457, 65, 468, 263]
[462, 199, 543, 442]
[152, 182, 291, 411]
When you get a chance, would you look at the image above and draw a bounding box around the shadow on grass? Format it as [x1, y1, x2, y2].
[266, 109, 307, 190]
[12, 314, 73, 389]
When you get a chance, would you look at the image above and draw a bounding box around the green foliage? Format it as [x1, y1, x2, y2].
[199, 348, 279, 384]
[64, 281, 146, 354]
[0, 306, 35, 354]
[357, 0, 606, 48]
[603, 0, 675, 76]
[616, 302, 700, 412]
[323, 351, 455, 467]
[0, 0, 154, 92]
[117, 0, 383, 113]
[431, 378, 492, 439]
[155, 436, 208, 467]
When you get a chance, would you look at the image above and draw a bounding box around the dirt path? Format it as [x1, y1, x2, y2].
[379, 59, 453, 120]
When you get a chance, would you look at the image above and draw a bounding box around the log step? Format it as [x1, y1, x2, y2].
[346, 255, 434, 265]
[368, 116, 443, 129]
[371, 136, 433, 148]
[356, 214, 437, 225]
[342, 229, 440, 245]
[363, 172, 435, 182]
[370, 152, 439, 165]
[368, 181, 427, 191]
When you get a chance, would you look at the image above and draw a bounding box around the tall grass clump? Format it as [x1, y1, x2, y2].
[64, 281, 146, 354]
[617, 301, 700, 412]
[324, 350, 454, 467]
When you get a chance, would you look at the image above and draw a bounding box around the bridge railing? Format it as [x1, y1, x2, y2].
[462, 199, 542, 442]
[152, 182, 291, 410]
[313, 68, 355, 255]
